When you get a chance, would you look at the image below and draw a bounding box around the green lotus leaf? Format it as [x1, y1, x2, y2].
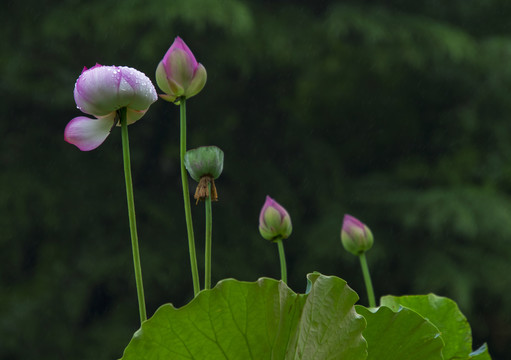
[121, 273, 367, 360]
[381, 294, 491, 360]
[356, 305, 444, 360]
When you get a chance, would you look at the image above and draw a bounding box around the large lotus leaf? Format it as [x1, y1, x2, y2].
[381, 294, 488, 360]
[356, 305, 444, 360]
[121, 273, 367, 360]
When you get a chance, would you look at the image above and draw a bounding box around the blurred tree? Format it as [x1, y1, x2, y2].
[1, 0, 510, 359]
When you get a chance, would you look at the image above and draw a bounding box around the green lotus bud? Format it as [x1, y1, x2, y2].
[184, 146, 224, 203]
[259, 196, 293, 242]
[341, 214, 374, 255]
[155, 36, 207, 103]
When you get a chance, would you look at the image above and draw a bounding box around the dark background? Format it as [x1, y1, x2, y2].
[2, 0, 511, 359]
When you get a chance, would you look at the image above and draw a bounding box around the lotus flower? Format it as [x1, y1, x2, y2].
[156, 37, 207, 103]
[64, 64, 157, 151]
[341, 214, 374, 255]
[259, 196, 292, 241]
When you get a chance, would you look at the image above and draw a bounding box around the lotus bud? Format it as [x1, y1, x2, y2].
[156, 37, 207, 103]
[184, 146, 224, 203]
[341, 214, 374, 255]
[259, 196, 292, 242]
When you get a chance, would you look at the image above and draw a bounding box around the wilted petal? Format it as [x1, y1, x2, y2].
[64, 114, 116, 151]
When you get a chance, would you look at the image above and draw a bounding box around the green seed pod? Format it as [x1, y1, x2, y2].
[184, 146, 224, 182]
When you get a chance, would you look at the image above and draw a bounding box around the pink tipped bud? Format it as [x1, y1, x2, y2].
[259, 196, 292, 242]
[155, 37, 207, 103]
[341, 214, 374, 255]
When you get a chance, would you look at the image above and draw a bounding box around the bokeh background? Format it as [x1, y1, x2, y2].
[2, 0, 511, 359]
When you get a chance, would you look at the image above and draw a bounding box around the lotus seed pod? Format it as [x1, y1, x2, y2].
[184, 146, 224, 182]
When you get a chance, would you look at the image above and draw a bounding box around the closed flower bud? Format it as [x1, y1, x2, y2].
[259, 196, 292, 242]
[341, 214, 374, 255]
[156, 37, 207, 103]
[184, 146, 224, 203]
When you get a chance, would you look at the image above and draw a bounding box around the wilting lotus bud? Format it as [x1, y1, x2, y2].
[65, 64, 157, 151]
[341, 214, 374, 255]
[184, 146, 224, 203]
[156, 37, 207, 103]
[259, 196, 292, 242]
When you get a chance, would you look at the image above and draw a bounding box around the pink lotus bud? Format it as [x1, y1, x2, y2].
[155, 37, 207, 103]
[65, 65, 157, 151]
[341, 214, 374, 255]
[259, 196, 292, 242]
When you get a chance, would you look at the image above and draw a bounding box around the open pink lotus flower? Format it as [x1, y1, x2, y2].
[65, 64, 157, 151]
[156, 37, 207, 103]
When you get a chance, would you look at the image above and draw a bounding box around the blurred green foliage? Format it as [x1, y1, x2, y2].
[1, 0, 510, 359]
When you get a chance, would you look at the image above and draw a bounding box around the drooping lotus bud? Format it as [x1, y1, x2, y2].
[184, 146, 224, 203]
[341, 214, 374, 255]
[156, 37, 207, 103]
[259, 196, 292, 242]
[65, 64, 157, 151]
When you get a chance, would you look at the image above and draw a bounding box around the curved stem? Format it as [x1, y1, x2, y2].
[204, 181, 212, 290]
[179, 98, 200, 296]
[276, 239, 288, 284]
[119, 107, 147, 324]
[359, 253, 376, 307]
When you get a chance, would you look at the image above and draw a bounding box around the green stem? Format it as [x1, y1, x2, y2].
[119, 108, 147, 324]
[204, 181, 212, 290]
[276, 239, 288, 284]
[179, 97, 200, 296]
[359, 252, 376, 307]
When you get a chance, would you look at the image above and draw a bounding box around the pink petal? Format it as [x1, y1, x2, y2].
[164, 37, 198, 71]
[118, 66, 158, 110]
[74, 65, 157, 118]
[64, 114, 115, 151]
[74, 66, 123, 116]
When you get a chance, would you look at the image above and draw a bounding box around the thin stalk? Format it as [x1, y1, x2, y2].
[359, 252, 376, 307]
[119, 107, 147, 324]
[276, 239, 288, 284]
[204, 181, 212, 290]
[179, 97, 200, 296]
